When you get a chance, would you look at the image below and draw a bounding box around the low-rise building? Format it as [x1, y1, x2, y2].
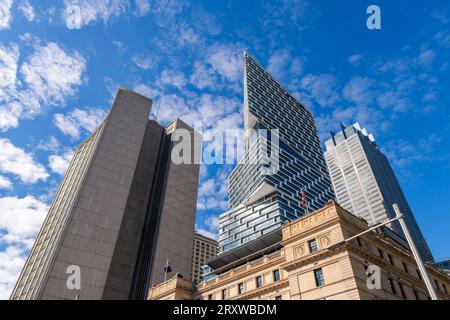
[148, 201, 450, 300]
[192, 232, 219, 284]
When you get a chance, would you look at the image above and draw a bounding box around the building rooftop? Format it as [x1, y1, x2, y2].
[325, 122, 378, 151]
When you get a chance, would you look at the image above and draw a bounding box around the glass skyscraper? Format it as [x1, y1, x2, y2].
[324, 123, 434, 262]
[216, 52, 334, 255]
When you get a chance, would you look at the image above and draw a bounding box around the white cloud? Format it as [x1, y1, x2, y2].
[151, 0, 187, 27]
[0, 0, 13, 30]
[417, 49, 436, 66]
[190, 61, 218, 90]
[0, 196, 48, 246]
[154, 92, 241, 131]
[347, 54, 363, 66]
[263, 0, 308, 31]
[0, 196, 48, 299]
[37, 136, 60, 152]
[267, 49, 303, 81]
[54, 107, 107, 140]
[196, 166, 231, 211]
[196, 228, 218, 241]
[0, 41, 87, 132]
[133, 83, 160, 99]
[18, 0, 36, 22]
[376, 48, 437, 74]
[0, 139, 49, 184]
[177, 26, 200, 46]
[157, 69, 187, 90]
[134, 0, 150, 16]
[300, 74, 340, 107]
[196, 213, 221, 241]
[383, 134, 449, 179]
[63, 0, 130, 28]
[435, 29, 450, 47]
[0, 175, 12, 190]
[206, 43, 242, 83]
[48, 149, 74, 175]
[342, 76, 375, 106]
[0, 43, 19, 87]
[132, 53, 155, 70]
[20, 43, 86, 108]
[0, 246, 27, 300]
[0, 43, 21, 131]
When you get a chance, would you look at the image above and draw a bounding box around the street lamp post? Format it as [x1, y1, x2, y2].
[392, 203, 439, 300]
[328, 203, 439, 300]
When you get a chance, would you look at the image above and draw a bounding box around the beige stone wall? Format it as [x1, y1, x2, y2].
[192, 233, 219, 284]
[149, 202, 450, 301]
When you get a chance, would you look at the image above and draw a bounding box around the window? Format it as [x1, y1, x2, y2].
[275, 295, 283, 300]
[238, 282, 245, 295]
[314, 268, 325, 287]
[413, 289, 420, 300]
[208, 294, 213, 300]
[388, 278, 397, 295]
[378, 248, 384, 258]
[387, 254, 394, 265]
[398, 282, 407, 299]
[434, 279, 440, 291]
[273, 269, 281, 282]
[356, 238, 362, 247]
[222, 289, 228, 300]
[402, 262, 409, 273]
[416, 269, 422, 280]
[443, 284, 448, 295]
[256, 275, 263, 288]
[308, 239, 318, 253]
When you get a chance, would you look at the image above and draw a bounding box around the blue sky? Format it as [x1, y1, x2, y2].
[0, 0, 449, 299]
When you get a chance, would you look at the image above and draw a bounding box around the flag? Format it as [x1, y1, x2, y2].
[301, 191, 306, 209]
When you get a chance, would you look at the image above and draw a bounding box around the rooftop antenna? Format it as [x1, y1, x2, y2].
[155, 95, 164, 122]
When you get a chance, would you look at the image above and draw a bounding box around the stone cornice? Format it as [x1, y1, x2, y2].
[233, 279, 289, 300]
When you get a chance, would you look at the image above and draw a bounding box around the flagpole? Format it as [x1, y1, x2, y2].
[164, 258, 169, 282]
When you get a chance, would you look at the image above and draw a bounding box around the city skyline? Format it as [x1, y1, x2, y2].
[1, 0, 450, 300]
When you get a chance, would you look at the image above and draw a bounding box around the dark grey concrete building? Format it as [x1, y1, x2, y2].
[10, 88, 200, 300]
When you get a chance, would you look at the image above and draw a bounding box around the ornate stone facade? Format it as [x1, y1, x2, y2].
[148, 201, 450, 300]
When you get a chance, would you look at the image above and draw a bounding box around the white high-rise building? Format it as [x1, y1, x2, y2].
[324, 123, 433, 262]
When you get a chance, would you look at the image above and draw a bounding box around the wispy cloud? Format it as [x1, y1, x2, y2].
[0, 175, 13, 190]
[48, 149, 75, 176]
[18, 0, 36, 22]
[0, 0, 13, 30]
[267, 48, 303, 81]
[0, 139, 49, 184]
[0, 41, 87, 131]
[299, 73, 340, 108]
[347, 54, 363, 66]
[54, 107, 107, 140]
[0, 196, 48, 299]
[62, 0, 130, 28]
[134, 0, 150, 17]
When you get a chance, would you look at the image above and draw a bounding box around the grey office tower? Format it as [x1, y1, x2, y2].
[324, 123, 433, 262]
[10, 88, 200, 300]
